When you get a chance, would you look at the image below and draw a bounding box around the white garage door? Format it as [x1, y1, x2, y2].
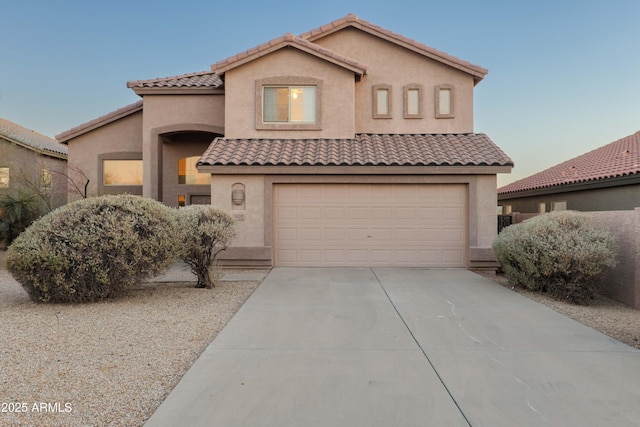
[273, 184, 467, 267]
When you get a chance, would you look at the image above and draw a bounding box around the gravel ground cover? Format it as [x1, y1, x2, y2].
[0, 251, 261, 427]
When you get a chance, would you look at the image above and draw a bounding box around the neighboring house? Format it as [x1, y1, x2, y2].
[57, 14, 512, 269]
[0, 117, 68, 210]
[499, 130, 640, 213]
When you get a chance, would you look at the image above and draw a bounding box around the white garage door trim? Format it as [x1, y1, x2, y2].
[273, 183, 467, 267]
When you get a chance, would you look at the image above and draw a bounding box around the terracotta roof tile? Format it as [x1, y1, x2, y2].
[499, 131, 640, 194]
[198, 134, 512, 167]
[126, 71, 223, 89]
[0, 117, 67, 157]
[300, 14, 487, 82]
[210, 32, 367, 76]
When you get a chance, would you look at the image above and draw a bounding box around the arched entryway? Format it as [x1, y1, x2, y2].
[159, 130, 222, 207]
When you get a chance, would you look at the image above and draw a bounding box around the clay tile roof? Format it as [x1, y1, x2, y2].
[210, 32, 367, 76]
[198, 134, 513, 167]
[0, 117, 67, 157]
[300, 14, 487, 83]
[499, 131, 640, 194]
[56, 100, 143, 143]
[126, 71, 223, 89]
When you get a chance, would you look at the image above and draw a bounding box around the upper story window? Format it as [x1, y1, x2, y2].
[435, 84, 454, 118]
[373, 84, 392, 119]
[0, 167, 9, 188]
[256, 76, 322, 130]
[263, 86, 316, 123]
[404, 84, 423, 119]
[179, 156, 209, 185]
[103, 160, 142, 186]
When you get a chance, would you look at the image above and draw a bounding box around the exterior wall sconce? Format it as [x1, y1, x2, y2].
[231, 183, 246, 210]
[232, 189, 245, 205]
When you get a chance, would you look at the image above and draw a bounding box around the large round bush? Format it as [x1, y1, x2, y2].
[493, 211, 617, 304]
[6, 195, 180, 303]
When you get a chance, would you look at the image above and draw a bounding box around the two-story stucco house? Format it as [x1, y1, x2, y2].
[57, 14, 512, 269]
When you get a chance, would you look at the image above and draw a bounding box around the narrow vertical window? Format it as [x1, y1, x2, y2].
[404, 84, 422, 118]
[41, 168, 51, 189]
[373, 84, 392, 118]
[0, 167, 9, 188]
[435, 84, 454, 118]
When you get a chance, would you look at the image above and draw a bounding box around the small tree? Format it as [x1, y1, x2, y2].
[176, 205, 236, 289]
[0, 191, 42, 246]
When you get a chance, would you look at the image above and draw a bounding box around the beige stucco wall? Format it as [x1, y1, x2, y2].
[223, 48, 356, 139]
[313, 28, 475, 134]
[211, 172, 499, 268]
[211, 175, 265, 247]
[141, 94, 225, 200]
[66, 111, 142, 201]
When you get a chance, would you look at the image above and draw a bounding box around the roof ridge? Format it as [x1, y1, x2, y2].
[299, 14, 487, 81]
[210, 31, 367, 75]
[0, 117, 67, 156]
[56, 100, 143, 142]
[499, 131, 640, 194]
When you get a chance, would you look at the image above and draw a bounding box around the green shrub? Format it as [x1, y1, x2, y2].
[6, 195, 180, 303]
[0, 192, 42, 247]
[493, 211, 617, 304]
[176, 205, 236, 289]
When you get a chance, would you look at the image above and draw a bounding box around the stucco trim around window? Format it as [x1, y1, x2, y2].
[435, 84, 455, 119]
[255, 76, 323, 130]
[403, 83, 423, 119]
[372, 84, 392, 119]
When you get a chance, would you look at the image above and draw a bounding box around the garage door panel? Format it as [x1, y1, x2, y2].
[274, 184, 466, 267]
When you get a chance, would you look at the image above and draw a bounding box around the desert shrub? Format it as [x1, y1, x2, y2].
[0, 192, 42, 247]
[176, 205, 236, 289]
[493, 211, 617, 304]
[6, 195, 181, 303]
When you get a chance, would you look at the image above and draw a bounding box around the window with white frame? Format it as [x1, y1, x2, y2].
[435, 84, 454, 118]
[256, 77, 322, 130]
[263, 86, 317, 123]
[373, 84, 392, 118]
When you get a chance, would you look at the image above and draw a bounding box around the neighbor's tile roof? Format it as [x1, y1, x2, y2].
[499, 130, 640, 194]
[210, 32, 367, 76]
[56, 101, 143, 143]
[126, 71, 223, 89]
[0, 117, 67, 157]
[198, 134, 513, 167]
[300, 14, 488, 83]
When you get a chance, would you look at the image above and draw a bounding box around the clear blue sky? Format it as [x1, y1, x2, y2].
[1, 0, 638, 186]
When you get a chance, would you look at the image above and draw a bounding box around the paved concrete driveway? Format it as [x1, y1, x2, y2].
[145, 268, 640, 426]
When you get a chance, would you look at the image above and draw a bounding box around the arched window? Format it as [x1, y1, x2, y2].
[178, 156, 209, 185]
